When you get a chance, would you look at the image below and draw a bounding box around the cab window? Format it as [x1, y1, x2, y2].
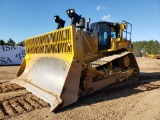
[98, 25, 108, 45]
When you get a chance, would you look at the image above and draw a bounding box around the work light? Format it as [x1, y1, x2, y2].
[54, 15, 65, 29]
[66, 9, 81, 25]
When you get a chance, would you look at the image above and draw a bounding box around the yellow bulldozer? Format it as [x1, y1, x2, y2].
[148, 54, 160, 59]
[11, 9, 139, 112]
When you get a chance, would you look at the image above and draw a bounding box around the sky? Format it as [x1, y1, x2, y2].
[0, 0, 160, 43]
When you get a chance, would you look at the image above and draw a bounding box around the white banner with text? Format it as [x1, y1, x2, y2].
[0, 45, 25, 65]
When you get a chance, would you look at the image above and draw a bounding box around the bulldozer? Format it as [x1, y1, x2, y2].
[11, 9, 139, 112]
[148, 54, 160, 59]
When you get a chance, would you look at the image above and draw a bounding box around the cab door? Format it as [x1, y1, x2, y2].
[98, 24, 111, 50]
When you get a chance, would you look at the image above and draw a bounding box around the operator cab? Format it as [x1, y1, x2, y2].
[59, 9, 132, 51]
[65, 9, 122, 51]
[90, 22, 119, 50]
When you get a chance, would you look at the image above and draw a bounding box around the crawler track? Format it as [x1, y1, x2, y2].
[0, 83, 49, 119]
[91, 51, 140, 80]
[79, 51, 140, 96]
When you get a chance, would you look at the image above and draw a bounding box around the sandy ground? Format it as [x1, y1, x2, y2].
[0, 57, 160, 120]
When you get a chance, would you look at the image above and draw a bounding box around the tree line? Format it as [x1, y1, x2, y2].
[0, 38, 24, 46]
[133, 40, 160, 56]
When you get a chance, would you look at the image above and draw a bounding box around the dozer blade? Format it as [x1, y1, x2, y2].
[11, 54, 82, 111]
[11, 25, 83, 111]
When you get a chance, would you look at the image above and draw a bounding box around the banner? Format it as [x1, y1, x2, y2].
[0, 45, 25, 65]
